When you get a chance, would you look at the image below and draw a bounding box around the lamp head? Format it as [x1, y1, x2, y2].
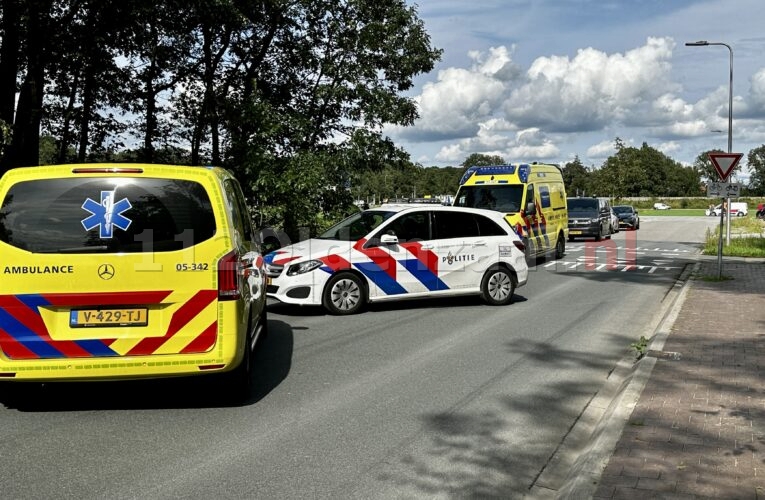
[685, 41, 709, 46]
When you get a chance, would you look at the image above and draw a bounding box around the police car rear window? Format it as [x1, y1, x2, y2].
[0, 177, 216, 253]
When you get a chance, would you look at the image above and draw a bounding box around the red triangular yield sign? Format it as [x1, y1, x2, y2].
[708, 152, 743, 182]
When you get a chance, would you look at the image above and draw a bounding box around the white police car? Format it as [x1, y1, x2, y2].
[265, 204, 528, 314]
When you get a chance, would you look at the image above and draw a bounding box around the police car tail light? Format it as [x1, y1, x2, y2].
[218, 251, 242, 300]
[513, 240, 525, 252]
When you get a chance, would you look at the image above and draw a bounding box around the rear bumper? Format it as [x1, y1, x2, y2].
[0, 301, 246, 382]
[567, 225, 601, 238]
[0, 354, 237, 381]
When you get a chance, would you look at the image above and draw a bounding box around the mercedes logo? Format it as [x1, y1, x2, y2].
[98, 263, 115, 280]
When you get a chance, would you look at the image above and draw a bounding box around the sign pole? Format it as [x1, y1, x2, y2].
[687, 41, 734, 279]
[708, 152, 742, 279]
[717, 197, 724, 279]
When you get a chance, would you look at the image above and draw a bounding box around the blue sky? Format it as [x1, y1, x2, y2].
[389, 0, 765, 181]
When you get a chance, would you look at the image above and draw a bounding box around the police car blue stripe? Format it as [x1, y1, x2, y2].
[354, 262, 407, 295]
[399, 259, 447, 292]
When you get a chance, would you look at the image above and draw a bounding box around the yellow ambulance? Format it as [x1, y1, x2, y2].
[453, 163, 568, 260]
[0, 164, 267, 400]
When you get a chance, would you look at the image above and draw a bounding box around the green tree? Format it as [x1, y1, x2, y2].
[0, 0, 442, 241]
[43, 1, 133, 163]
[418, 165, 462, 197]
[562, 156, 591, 196]
[745, 145, 765, 195]
[226, 0, 441, 238]
[693, 149, 728, 183]
[0, 0, 56, 170]
[595, 140, 701, 197]
[0, 0, 21, 155]
[461, 153, 505, 169]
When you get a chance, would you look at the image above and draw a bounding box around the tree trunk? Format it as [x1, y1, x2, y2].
[3, 0, 51, 168]
[143, 75, 156, 163]
[58, 69, 80, 163]
[78, 72, 93, 162]
[0, 0, 20, 126]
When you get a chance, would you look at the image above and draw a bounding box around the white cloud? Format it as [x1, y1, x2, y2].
[399, 38, 685, 158]
[401, 68, 500, 139]
[750, 69, 765, 108]
[434, 124, 558, 163]
[586, 140, 618, 159]
[504, 37, 678, 131]
[664, 120, 710, 138]
[400, 46, 519, 141]
[657, 141, 681, 155]
[392, 5, 765, 168]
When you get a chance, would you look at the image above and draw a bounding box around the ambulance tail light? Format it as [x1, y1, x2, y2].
[218, 251, 242, 300]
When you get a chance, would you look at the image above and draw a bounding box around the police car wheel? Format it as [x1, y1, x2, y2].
[481, 267, 516, 306]
[324, 272, 365, 315]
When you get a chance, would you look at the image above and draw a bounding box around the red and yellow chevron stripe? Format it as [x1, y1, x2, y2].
[0, 290, 218, 360]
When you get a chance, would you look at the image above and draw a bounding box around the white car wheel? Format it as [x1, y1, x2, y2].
[481, 267, 516, 306]
[323, 272, 365, 315]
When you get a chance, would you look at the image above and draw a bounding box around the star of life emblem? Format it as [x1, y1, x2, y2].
[81, 191, 133, 239]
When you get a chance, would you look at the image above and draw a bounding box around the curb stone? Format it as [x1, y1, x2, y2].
[526, 262, 698, 499]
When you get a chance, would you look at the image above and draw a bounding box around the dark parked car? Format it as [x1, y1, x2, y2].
[613, 205, 640, 230]
[567, 197, 611, 241]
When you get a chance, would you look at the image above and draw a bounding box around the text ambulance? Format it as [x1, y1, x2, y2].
[453, 163, 568, 260]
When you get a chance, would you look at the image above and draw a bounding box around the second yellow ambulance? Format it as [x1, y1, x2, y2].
[453, 163, 568, 260]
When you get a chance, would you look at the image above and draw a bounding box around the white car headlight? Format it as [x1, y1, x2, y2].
[287, 260, 323, 276]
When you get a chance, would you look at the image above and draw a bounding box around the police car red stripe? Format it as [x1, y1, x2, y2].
[353, 239, 398, 280]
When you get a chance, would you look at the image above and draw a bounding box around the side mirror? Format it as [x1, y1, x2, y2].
[525, 201, 536, 216]
[380, 234, 399, 245]
[260, 236, 282, 254]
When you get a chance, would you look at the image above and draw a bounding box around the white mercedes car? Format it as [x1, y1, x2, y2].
[264, 204, 529, 314]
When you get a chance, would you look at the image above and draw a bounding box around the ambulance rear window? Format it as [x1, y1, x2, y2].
[0, 177, 216, 253]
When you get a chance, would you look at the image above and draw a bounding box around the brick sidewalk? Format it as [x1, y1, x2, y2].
[595, 260, 765, 499]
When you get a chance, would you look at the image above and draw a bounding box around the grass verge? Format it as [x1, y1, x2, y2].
[702, 217, 765, 257]
[642, 209, 707, 216]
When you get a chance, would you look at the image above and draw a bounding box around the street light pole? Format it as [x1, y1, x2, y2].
[686, 40, 733, 278]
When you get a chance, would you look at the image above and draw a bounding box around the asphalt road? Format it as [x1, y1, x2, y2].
[0, 216, 717, 499]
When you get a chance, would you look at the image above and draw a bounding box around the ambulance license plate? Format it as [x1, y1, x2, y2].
[70, 308, 148, 327]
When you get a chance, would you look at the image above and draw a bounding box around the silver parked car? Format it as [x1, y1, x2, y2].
[609, 207, 619, 234]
